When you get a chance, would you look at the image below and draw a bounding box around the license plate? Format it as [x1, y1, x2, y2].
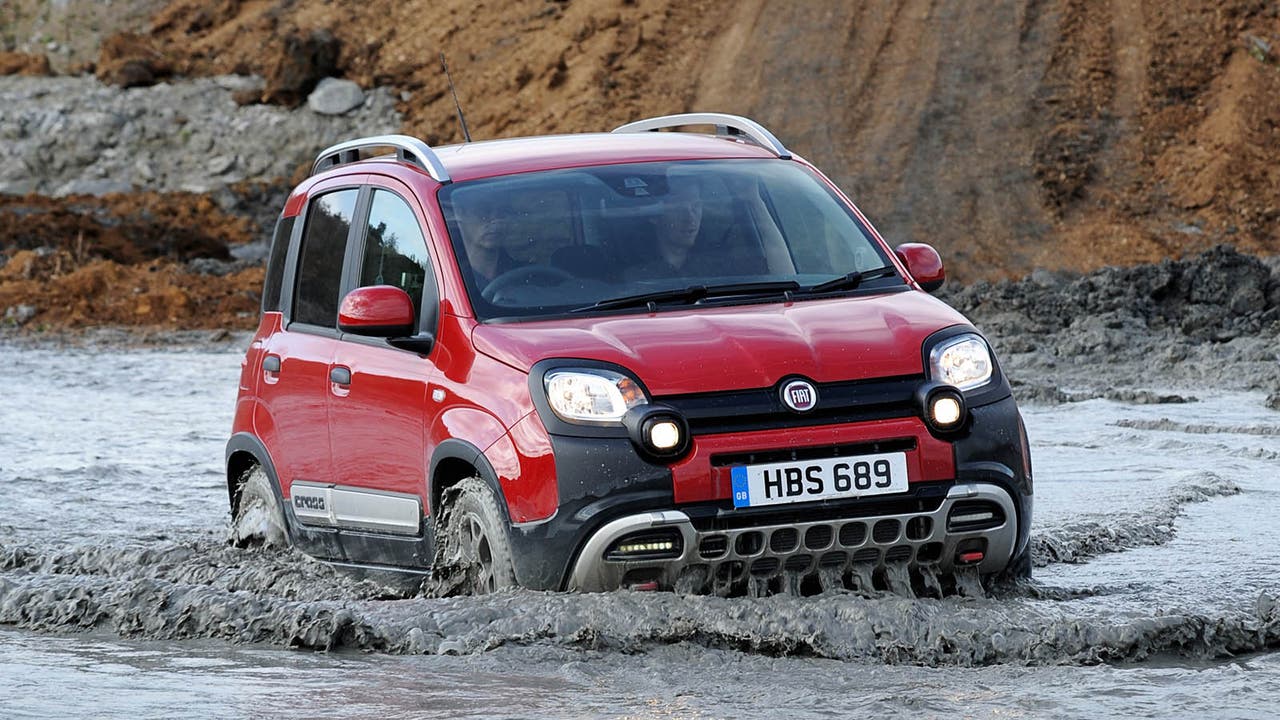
[730, 452, 908, 508]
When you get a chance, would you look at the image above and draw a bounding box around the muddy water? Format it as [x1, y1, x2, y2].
[2, 344, 1278, 718]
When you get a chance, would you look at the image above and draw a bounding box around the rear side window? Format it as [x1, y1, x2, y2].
[293, 189, 359, 327]
[261, 215, 295, 313]
[358, 190, 433, 321]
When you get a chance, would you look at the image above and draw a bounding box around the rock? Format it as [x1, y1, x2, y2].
[95, 33, 171, 89]
[1267, 393, 1280, 411]
[308, 77, 365, 115]
[4, 305, 38, 326]
[0, 74, 400, 195]
[187, 258, 238, 276]
[230, 242, 271, 263]
[54, 178, 133, 196]
[208, 155, 237, 175]
[0, 52, 53, 77]
[261, 29, 340, 108]
[213, 75, 264, 93]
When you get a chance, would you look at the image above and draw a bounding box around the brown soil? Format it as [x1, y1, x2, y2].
[0, 250, 263, 329]
[142, 0, 1280, 279]
[3, 0, 1279, 331]
[0, 51, 52, 76]
[0, 191, 256, 264]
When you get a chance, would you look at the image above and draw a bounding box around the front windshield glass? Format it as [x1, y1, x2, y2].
[439, 159, 900, 320]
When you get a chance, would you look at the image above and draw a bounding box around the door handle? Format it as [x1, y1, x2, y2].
[330, 366, 352, 385]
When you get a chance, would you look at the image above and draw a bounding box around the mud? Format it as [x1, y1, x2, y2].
[2, 344, 1279, 716]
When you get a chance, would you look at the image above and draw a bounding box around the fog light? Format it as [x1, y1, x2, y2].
[606, 531, 683, 561]
[648, 420, 681, 450]
[617, 540, 676, 554]
[930, 395, 962, 427]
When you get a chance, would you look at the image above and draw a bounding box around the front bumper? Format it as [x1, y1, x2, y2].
[567, 481, 1018, 592]
[506, 393, 1032, 592]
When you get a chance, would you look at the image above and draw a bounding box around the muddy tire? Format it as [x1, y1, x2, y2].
[434, 477, 517, 595]
[230, 466, 288, 548]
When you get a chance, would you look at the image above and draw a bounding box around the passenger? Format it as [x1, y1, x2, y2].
[454, 198, 518, 289]
[628, 179, 706, 279]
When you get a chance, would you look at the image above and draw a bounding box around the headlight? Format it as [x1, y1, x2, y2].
[928, 334, 993, 391]
[544, 368, 646, 424]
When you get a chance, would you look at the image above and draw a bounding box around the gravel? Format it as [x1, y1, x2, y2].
[0, 75, 401, 196]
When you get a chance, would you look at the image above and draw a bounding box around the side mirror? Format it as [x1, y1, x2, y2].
[894, 243, 945, 293]
[338, 285, 416, 338]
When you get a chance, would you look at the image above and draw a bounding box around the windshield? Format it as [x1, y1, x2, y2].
[440, 159, 901, 320]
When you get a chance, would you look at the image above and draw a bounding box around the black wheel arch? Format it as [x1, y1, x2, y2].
[225, 433, 285, 518]
[428, 439, 511, 525]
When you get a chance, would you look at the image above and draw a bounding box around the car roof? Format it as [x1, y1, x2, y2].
[389, 132, 783, 184]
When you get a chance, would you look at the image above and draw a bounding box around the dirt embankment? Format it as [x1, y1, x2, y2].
[2, 0, 1279, 331]
[136, 0, 1280, 279]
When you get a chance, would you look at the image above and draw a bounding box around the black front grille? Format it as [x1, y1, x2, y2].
[804, 524, 833, 550]
[839, 521, 867, 546]
[873, 519, 901, 543]
[659, 375, 925, 435]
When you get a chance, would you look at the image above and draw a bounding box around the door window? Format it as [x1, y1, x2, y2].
[294, 189, 359, 327]
[358, 190, 433, 321]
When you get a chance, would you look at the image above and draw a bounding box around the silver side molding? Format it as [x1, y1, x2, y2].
[289, 481, 423, 536]
[312, 134, 451, 183]
[611, 113, 792, 159]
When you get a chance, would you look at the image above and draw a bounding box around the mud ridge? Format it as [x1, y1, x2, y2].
[1111, 418, 1280, 437]
[0, 538, 402, 603]
[1032, 473, 1241, 567]
[1, 570, 1277, 667]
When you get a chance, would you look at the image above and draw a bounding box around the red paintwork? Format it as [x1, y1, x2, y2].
[894, 243, 946, 291]
[338, 285, 416, 333]
[232, 129, 973, 531]
[472, 292, 969, 394]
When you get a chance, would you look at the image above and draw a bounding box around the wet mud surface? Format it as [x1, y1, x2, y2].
[2, 345, 1279, 718]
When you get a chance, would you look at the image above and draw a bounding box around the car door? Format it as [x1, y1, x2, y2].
[257, 181, 364, 503]
[326, 179, 442, 536]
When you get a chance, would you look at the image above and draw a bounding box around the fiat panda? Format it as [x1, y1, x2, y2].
[226, 113, 1032, 595]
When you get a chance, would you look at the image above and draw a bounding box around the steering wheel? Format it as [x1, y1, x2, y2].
[481, 264, 577, 302]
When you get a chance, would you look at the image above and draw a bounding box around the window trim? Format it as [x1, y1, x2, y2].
[286, 183, 368, 334]
[337, 180, 442, 354]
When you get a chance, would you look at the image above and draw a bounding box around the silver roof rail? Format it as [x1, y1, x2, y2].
[312, 134, 451, 183]
[611, 113, 791, 159]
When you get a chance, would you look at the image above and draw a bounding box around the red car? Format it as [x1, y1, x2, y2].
[226, 113, 1032, 595]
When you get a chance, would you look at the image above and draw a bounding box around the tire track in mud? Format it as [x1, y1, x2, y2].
[1031, 473, 1240, 567]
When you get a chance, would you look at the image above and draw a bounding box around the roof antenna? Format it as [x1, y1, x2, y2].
[439, 52, 472, 143]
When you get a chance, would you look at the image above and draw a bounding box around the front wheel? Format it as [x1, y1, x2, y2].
[230, 466, 288, 548]
[434, 477, 517, 595]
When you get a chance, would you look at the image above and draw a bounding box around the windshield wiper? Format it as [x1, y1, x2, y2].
[802, 265, 899, 294]
[572, 281, 801, 313]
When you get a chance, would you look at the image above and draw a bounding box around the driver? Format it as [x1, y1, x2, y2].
[454, 197, 517, 289]
[654, 179, 704, 272]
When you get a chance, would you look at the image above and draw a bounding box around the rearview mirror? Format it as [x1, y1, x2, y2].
[894, 243, 945, 293]
[338, 285, 416, 338]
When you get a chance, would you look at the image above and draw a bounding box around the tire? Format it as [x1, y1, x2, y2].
[986, 541, 1033, 592]
[434, 477, 517, 595]
[229, 466, 288, 548]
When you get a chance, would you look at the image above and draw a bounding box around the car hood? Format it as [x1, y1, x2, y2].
[470, 291, 972, 396]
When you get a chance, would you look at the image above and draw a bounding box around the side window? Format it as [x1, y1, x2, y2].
[294, 189, 359, 327]
[261, 214, 295, 312]
[358, 190, 433, 320]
